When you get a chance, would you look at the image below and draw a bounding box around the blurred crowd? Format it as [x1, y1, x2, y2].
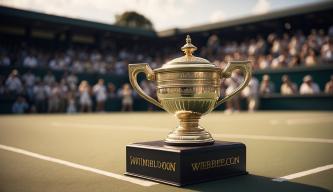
[202, 27, 333, 70]
[1, 27, 333, 114]
[225, 73, 333, 113]
[1, 27, 333, 74]
[2, 68, 332, 114]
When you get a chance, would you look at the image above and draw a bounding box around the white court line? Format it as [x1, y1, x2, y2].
[214, 134, 333, 144]
[287, 118, 333, 125]
[52, 122, 333, 144]
[0, 144, 157, 187]
[273, 164, 333, 182]
[51, 122, 168, 133]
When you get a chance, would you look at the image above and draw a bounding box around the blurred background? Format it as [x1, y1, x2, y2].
[0, 0, 333, 114]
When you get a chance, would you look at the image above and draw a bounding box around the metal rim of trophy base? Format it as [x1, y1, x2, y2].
[164, 140, 215, 146]
[164, 131, 215, 146]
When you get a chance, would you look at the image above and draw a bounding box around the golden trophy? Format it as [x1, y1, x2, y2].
[128, 35, 251, 145]
[125, 35, 251, 186]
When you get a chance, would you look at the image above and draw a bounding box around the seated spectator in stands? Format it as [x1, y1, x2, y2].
[287, 56, 300, 67]
[119, 83, 133, 112]
[258, 55, 270, 69]
[115, 61, 126, 75]
[5, 70, 23, 95]
[12, 96, 29, 114]
[0, 53, 11, 66]
[48, 83, 61, 113]
[107, 82, 116, 99]
[280, 75, 298, 95]
[58, 78, 69, 112]
[23, 70, 37, 88]
[242, 77, 259, 112]
[300, 75, 320, 95]
[271, 54, 287, 68]
[33, 81, 48, 113]
[66, 72, 78, 91]
[324, 75, 333, 94]
[321, 38, 333, 62]
[207, 34, 220, 56]
[304, 49, 317, 66]
[271, 38, 283, 57]
[43, 71, 56, 85]
[140, 80, 155, 111]
[260, 74, 275, 95]
[49, 55, 61, 71]
[66, 93, 77, 113]
[93, 79, 107, 112]
[72, 59, 84, 73]
[23, 54, 38, 68]
[225, 71, 243, 113]
[22, 70, 37, 99]
[79, 80, 92, 112]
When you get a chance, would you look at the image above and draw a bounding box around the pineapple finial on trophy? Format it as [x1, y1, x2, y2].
[181, 35, 197, 57]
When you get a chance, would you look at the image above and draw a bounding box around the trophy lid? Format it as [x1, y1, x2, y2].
[154, 35, 220, 72]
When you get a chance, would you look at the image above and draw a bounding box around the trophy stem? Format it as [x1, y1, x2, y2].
[164, 111, 215, 146]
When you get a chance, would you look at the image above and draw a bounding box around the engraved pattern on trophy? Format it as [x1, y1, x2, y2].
[128, 35, 251, 146]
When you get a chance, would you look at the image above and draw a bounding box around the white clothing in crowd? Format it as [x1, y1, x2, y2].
[225, 72, 243, 95]
[23, 56, 38, 68]
[5, 76, 22, 93]
[242, 77, 259, 111]
[93, 84, 107, 102]
[300, 82, 320, 94]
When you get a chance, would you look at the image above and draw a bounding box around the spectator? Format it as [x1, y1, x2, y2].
[22, 70, 37, 88]
[300, 75, 320, 95]
[242, 77, 259, 112]
[66, 72, 78, 91]
[12, 96, 29, 114]
[225, 70, 243, 113]
[93, 79, 107, 112]
[258, 55, 270, 69]
[5, 70, 23, 95]
[22, 70, 37, 99]
[321, 38, 333, 62]
[140, 80, 154, 111]
[33, 81, 48, 113]
[280, 75, 298, 95]
[79, 80, 92, 112]
[48, 83, 61, 113]
[66, 93, 77, 113]
[23, 54, 38, 68]
[260, 74, 275, 95]
[108, 82, 117, 99]
[288, 56, 300, 67]
[271, 54, 287, 68]
[43, 71, 56, 85]
[119, 83, 133, 111]
[324, 75, 333, 94]
[0, 53, 11, 66]
[304, 49, 317, 66]
[58, 78, 69, 112]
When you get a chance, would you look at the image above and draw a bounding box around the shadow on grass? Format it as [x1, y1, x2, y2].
[186, 174, 329, 192]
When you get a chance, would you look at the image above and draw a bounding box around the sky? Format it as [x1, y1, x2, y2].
[0, 0, 328, 31]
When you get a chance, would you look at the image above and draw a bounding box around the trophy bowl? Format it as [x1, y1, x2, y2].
[129, 35, 251, 146]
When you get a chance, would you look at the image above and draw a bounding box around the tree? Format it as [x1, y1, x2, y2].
[115, 11, 154, 30]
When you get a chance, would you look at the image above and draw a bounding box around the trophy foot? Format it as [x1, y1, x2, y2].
[164, 111, 215, 146]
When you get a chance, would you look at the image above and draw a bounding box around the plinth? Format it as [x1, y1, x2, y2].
[125, 140, 247, 186]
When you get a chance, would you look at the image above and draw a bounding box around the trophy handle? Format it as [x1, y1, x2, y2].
[128, 63, 164, 109]
[214, 61, 252, 109]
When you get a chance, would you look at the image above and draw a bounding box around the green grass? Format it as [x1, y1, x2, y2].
[0, 112, 332, 192]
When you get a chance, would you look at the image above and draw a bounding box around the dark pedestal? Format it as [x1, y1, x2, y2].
[125, 140, 247, 186]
